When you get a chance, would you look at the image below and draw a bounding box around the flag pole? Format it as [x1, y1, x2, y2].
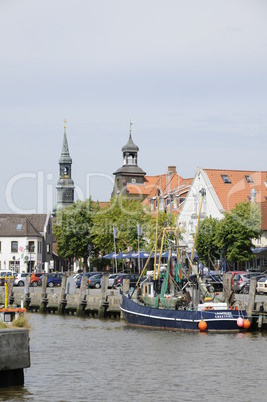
[113, 226, 117, 274]
[137, 223, 140, 274]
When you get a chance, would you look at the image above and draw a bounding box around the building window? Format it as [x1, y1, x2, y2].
[11, 241, 18, 252]
[10, 260, 20, 271]
[159, 197, 164, 212]
[221, 175, 231, 184]
[179, 197, 185, 205]
[38, 242, 42, 253]
[245, 175, 253, 183]
[16, 223, 23, 230]
[47, 244, 51, 254]
[0, 241, 1, 252]
[150, 199, 154, 212]
[28, 241, 35, 252]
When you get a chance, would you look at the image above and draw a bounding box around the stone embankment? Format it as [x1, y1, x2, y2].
[0, 274, 122, 319]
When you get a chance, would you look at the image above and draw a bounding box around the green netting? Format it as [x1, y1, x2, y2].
[159, 297, 178, 309]
[160, 260, 169, 298]
[174, 262, 183, 283]
[143, 296, 159, 308]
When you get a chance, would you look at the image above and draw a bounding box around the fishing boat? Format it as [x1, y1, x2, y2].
[120, 189, 251, 332]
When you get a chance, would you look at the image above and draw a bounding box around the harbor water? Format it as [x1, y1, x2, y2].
[0, 313, 266, 402]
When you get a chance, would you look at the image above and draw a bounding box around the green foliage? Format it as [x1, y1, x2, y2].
[195, 217, 220, 268]
[92, 195, 154, 253]
[53, 198, 97, 261]
[215, 201, 262, 262]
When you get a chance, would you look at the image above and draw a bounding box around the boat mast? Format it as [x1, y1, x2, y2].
[153, 190, 160, 280]
[187, 188, 206, 278]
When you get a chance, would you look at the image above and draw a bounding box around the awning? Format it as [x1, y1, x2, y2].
[102, 252, 118, 259]
[252, 247, 267, 254]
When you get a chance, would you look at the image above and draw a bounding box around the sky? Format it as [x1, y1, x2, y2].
[0, 0, 267, 214]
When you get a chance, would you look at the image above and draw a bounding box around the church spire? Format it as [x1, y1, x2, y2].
[54, 120, 75, 213]
[59, 120, 72, 164]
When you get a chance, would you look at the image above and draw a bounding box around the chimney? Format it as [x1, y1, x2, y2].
[250, 188, 257, 203]
[167, 166, 176, 175]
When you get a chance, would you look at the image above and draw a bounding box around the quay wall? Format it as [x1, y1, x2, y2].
[0, 274, 122, 319]
[0, 328, 30, 387]
[1, 275, 267, 329]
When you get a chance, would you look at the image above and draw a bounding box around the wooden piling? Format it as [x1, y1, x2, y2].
[98, 274, 109, 319]
[247, 277, 257, 321]
[77, 276, 87, 316]
[58, 275, 67, 314]
[40, 275, 48, 313]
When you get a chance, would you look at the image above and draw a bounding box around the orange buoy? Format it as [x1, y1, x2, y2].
[237, 317, 244, 327]
[198, 320, 207, 332]
[243, 319, 251, 329]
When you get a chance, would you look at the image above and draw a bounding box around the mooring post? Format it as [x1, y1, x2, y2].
[247, 277, 257, 323]
[223, 273, 233, 302]
[40, 275, 48, 313]
[58, 275, 67, 315]
[98, 273, 109, 319]
[24, 276, 31, 309]
[77, 276, 87, 316]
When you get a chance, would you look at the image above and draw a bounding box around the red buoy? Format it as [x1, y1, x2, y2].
[198, 320, 207, 332]
[243, 319, 251, 329]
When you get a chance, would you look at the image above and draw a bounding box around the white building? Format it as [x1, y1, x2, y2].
[0, 213, 53, 273]
[177, 167, 267, 269]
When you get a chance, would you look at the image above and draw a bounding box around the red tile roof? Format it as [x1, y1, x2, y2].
[204, 169, 267, 212]
[127, 172, 193, 200]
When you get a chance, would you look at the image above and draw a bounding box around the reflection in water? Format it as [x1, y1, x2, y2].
[0, 313, 266, 402]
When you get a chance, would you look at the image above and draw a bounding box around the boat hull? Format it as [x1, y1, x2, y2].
[120, 294, 248, 332]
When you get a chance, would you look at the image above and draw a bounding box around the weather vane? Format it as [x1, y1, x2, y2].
[129, 120, 133, 134]
[64, 119, 68, 129]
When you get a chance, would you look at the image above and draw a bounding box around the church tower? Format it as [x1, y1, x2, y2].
[55, 122, 75, 211]
[111, 123, 146, 198]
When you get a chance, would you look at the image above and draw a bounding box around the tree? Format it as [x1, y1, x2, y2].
[215, 201, 262, 263]
[195, 216, 220, 268]
[53, 198, 98, 266]
[92, 195, 153, 254]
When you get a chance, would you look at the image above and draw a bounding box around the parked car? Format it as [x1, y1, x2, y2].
[76, 272, 99, 288]
[0, 270, 16, 286]
[38, 273, 65, 287]
[226, 271, 247, 289]
[256, 277, 267, 294]
[13, 273, 29, 286]
[113, 273, 145, 289]
[87, 273, 103, 289]
[233, 272, 262, 293]
[30, 272, 44, 287]
[107, 274, 118, 288]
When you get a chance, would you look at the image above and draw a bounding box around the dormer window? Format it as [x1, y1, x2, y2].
[245, 175, 253, 183]
[221, 175, 231, 184]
